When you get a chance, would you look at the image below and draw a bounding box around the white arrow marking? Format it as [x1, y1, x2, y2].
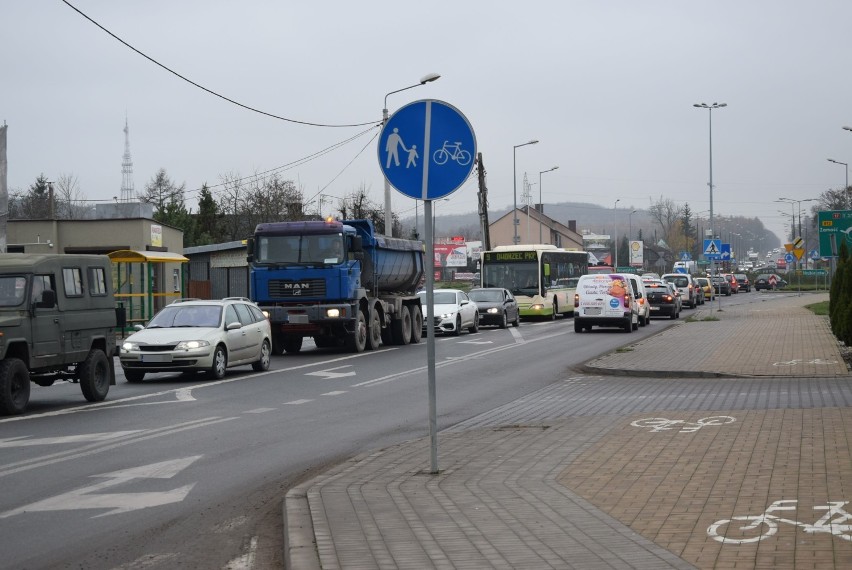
[306, 365, 356, 379]
[0, 431, 143, 448]
[0, 456, 201, 519]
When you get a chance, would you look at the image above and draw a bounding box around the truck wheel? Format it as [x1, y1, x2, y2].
[208, 345, 227, 379]
[124, 369, 145, 383]
[271, 332, 285, 355]
[252, 340, 271, 371]
[346, 310, 368, 352]
[366, 309, 382, 350]
[0, 358, 30, 415]
[79, 349, 110, 402]
[574, 320, 582, 333]
[409, 306, 423, 344]
[391, 306, 412, 345]
[283, 337, 303, 354]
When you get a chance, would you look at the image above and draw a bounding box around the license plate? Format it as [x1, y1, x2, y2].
[288, 314, 309, 324]
[141, 354, 172, 363]
[584, 307, 601, 316]
[650, 306, 659, 311]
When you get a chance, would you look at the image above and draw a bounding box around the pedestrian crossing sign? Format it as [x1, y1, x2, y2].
[703, 239, 722, 259]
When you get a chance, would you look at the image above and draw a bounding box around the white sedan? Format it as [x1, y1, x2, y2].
[418, 288, 479, 335]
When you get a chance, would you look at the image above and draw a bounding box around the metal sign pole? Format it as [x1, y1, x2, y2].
[424, 199, 438, 474]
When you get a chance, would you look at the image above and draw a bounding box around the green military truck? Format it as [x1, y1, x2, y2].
[0, 254, 118, 414]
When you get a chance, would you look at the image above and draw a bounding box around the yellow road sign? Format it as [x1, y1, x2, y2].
[794, 248, 805, 260]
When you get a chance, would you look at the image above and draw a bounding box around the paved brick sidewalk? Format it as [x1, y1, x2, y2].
[285, 291, 852, 569]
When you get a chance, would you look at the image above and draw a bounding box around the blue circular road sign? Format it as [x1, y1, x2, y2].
[378, 99, 476, 201]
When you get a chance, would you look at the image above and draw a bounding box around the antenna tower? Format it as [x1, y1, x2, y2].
[120, 116, 135, 202]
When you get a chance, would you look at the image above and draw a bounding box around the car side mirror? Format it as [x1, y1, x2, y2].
[226, 321, 242, 330]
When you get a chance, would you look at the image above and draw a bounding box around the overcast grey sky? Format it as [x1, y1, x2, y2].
[4, 1, 852, 245]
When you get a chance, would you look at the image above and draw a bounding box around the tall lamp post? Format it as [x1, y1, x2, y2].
[513, 140, 539, 244]
[613, 199, 621, 268]
[382, 73, 441, 235]
[693, 103, 727, 239]
[778, 197, 818, 241]
[538, 166, 558, 243]
[629, 209, 637, 241]
[828, 158, 849, 191]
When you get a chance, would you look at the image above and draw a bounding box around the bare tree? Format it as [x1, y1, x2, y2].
[54, 173, 90, 219]
[647, 196, 683, 247]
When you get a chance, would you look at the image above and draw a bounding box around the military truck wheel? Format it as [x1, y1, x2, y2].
[391, 306, 411, 345]
[283, 336, 303, 354]
[409, 306, 423, 344]
[0, 358, 30, 415]
[80, 349, 110, 402]
[252, 340, 271, 371]
[208, 345, 227, 379]
[346, 310, 368, 352]
[124, 369, 145, 383]
[366, 309, 382, 350]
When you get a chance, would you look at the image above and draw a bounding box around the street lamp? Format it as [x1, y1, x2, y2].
[828, 158, 849, 191]
[513, 140, 539, 244]
[382, 73, 441, 235]
[778, 197, 818, 241]
[613, 199, 621, 268]
[629, 209, 637, 241]
[693, 102, 727, 239]
[538, 166, 558, 243]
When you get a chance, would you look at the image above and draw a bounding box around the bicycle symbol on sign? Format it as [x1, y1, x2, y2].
[433, 141, 472, 166]
[631, 416, 735, 434]
[707, 500, 852, 544]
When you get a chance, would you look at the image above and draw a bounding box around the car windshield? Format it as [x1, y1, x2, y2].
[664, 276, 689, 287]
[0, 276, 27, 307]
[696, 278, 709, 286]
[469, 290, 503, 303]
[419, 291, 458, 305]
[147, 305, 223, 328]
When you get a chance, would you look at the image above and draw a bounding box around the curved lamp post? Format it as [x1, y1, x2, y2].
[538, 166, 558, 243]
[828, 158, 849, 191]
[382, 73, 441, 235]
[513, 140, 539, 244]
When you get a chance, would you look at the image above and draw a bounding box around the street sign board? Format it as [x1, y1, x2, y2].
[679, 251, 691, 261]
[793, 248, 805, 260]
[378, 99, 476, 201]
[703, 239, 722, 259]
[818, 210, 852, 257]
[802, 269, 827, 276]
[720, 243, 731, 260]
[784, 252, 795, 264]
[810, 249, 820, 260]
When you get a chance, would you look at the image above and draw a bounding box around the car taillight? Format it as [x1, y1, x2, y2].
[574, 293, 579, 308]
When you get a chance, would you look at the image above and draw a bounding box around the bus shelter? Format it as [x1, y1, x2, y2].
[108, 250, 189, 331]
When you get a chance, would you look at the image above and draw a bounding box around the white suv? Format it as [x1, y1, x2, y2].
[661, 273, 699, 309]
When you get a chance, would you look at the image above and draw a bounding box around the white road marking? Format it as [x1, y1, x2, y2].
[321, 391, 348, 396]
[306, 365, 356, 379]
[175, 388, 195, 401]
[0, 431, 142, 448]
[243, 408, 276, 414]
[283, 399, 313, 405]
[224, 536, 258, 570]
[0, 456, 201, 519]
[458, 340, 493, 345]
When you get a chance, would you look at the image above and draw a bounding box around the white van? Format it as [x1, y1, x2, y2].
[661, 273, 699, 309]
[573, 273, 639, 333]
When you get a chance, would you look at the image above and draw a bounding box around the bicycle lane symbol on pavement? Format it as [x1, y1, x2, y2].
[707, 499, 852, 544]
[631, 416, 736, 434]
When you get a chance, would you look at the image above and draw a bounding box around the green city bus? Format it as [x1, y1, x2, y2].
[480, 245, 589, 319]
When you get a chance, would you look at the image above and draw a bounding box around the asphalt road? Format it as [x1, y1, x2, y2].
[0, 292, 767, 569]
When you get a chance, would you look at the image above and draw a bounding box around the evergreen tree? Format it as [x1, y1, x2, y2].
[830, 241, 848, 338]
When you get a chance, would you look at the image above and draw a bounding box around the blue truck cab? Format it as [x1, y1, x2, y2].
[248, 219, 424, 354]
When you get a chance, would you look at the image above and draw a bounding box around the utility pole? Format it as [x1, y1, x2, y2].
[476, 153, 490, 250]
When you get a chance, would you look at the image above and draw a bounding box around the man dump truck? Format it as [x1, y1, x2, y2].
[0, 254, 118, 414]
[247, 219, 424, 354]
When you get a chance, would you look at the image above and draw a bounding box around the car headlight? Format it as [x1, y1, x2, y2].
[174, 340, 211, 351]
[487, 307, 499, 314]
[122, 341, 139, 351]
[531, 303, 544, 310]
[326, 308, 341, 318]
[440, 311, 457, 319]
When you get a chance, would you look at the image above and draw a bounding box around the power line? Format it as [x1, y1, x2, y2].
[61, 0, 379, 128]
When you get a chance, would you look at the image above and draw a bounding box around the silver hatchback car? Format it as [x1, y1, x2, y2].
[119, 297, 272, 382]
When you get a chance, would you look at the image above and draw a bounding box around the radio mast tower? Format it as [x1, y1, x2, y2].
[120, 116, 135, 202]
